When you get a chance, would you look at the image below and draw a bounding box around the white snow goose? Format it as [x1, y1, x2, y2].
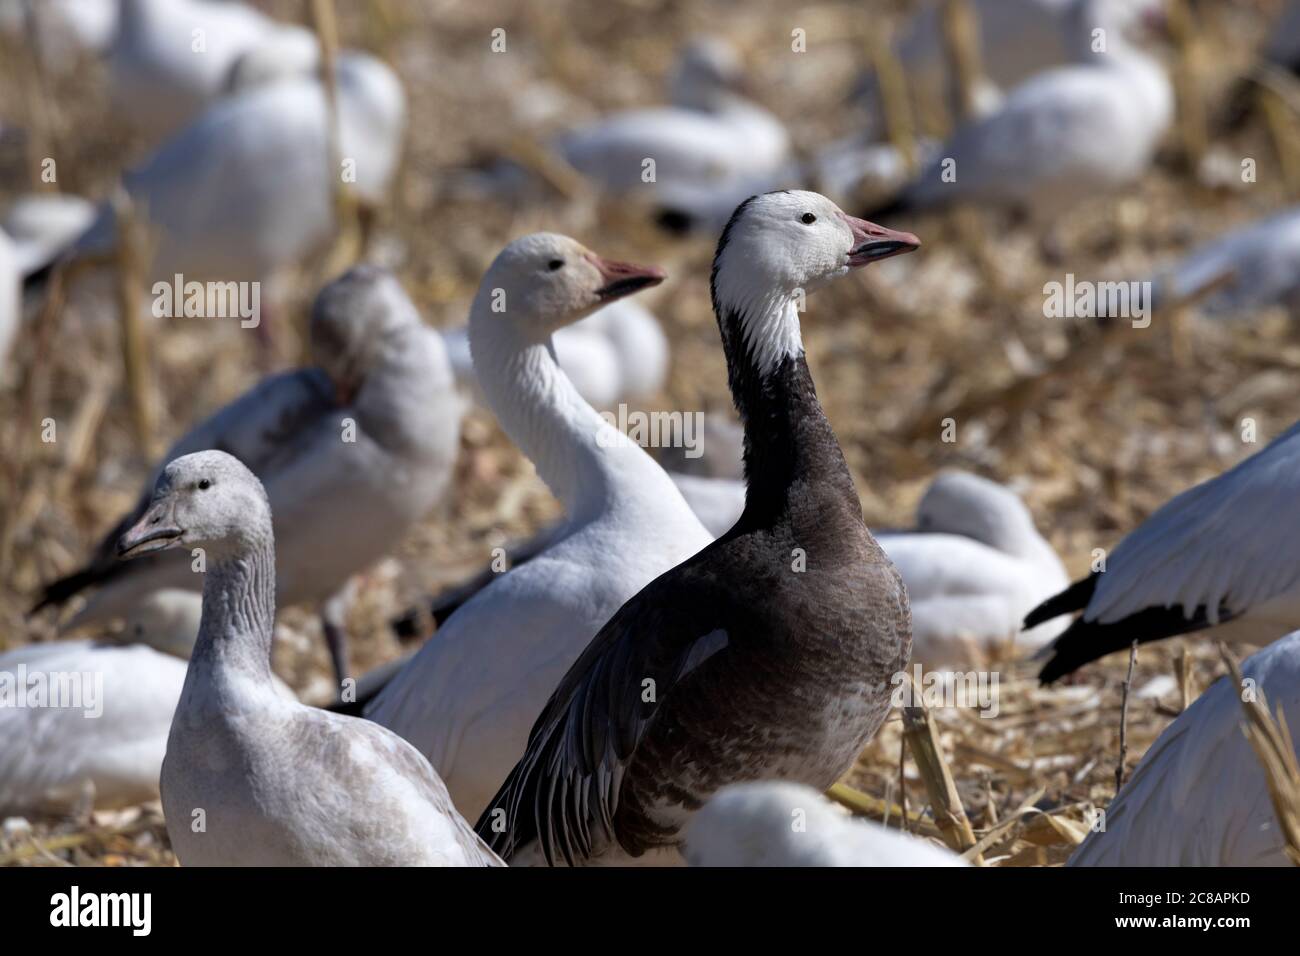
[853, 0, 1165, 133]
[1069, 632, 1300, 866]
[472, 190, 918, 866]
[35, 51, 403, 295]
[440, 296, 670, 410]
[0, 227, 16, 379]
[33, 266, 461, 683]
[684, 782, 966, 867]
[865, 0, 1171, 224]
[364, 234, 712, 821]
[558, 38, 789, 209]
[114, 451, 499, 866]
[108, 0, 318, 147]
[1149, 206, 1300, 319]
[1030, 419, 1300, 683]
[0, 590, 293, 816]
[875, 471, 1069, 666]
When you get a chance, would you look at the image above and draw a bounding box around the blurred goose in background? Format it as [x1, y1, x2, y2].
[0, 589, 292, 817]
[853, 0, 1164, 132]
[875, 472, 1069, 666]
[38, 51, 404, 296]
[109, 0, 318, 147]
[0, 0, 117, 67]
[33, 266, 462, 683]
[366, 234, 712, 822]
[474, 192, 918, 866]
[1149, 206, 1300, 318]
[684, 782, 966, 867]
[441, 296, 670, 409]
[2, 192, 97, 277]
[117, 451, 499, 866]
[866, 0, 1171, 226]
[1031, 420, 1300, 684]
[0, 227, 16, 376]
[1070, 632, 1300, 866]
[558, 38, 789, 204]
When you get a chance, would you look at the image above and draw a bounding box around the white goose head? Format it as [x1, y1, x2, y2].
[472, 232, 664, 342]
[309, 264, 420, 404]
[117, 451, 271, 562]
[915, 471, 1040, 556]
[711, 190, 919, 376]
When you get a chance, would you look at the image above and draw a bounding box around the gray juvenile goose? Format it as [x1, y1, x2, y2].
[474, 190, 918, 866]
[118, 451, 500, 866]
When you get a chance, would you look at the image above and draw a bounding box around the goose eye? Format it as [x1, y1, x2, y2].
[198, 479, 212, 491]
[800, 213, 816, 224]
[547, 259, 564, 271]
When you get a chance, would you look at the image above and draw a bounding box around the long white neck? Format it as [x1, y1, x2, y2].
[467, 305, 673, 525]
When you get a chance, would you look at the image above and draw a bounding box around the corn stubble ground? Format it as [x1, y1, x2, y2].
[0, 0, 1293, 865]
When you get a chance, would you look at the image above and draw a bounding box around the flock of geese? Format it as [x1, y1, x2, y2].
[1, 0, 1300, 867]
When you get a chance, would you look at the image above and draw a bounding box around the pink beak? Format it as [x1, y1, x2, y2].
[585, 253, 667, 301]
[838, 212, 921, 267]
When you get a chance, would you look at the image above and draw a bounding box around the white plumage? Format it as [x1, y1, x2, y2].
[876, 472, 1070, 665]
[887, 0, 1171, 220]
[1156, 206, 1300, 318]
[0, 227, 17, 378]
[0, 589, 292, 816]
[40, 267, 461, 682]
[442, 297, 669, 410]
[108, 0, 318, 146]
[684, 782, 967, 867]
[71, 51, 404, 288]
[124, 451, 498, 866]
[1076, 420, 1300, 639]
[367, 234, 711, 821]
[557, 39, 789, 204]
[1070, 632, 1300, 866]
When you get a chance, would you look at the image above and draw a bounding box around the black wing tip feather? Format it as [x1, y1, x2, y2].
[29, 565, 102, 616]
[1037, 603, 1226, 685]
[1023, 574, 1099, 631]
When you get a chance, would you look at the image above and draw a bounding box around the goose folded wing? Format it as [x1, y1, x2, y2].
[40, 369, 336, 605]
[475, 566, 729, 865]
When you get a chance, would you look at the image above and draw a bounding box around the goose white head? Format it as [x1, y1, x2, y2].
[915, 471, 1041, 557]
[712, 190, 919, 374]
[117, 451, 271, 562]
[310, 264, 421, 404]
[471, 232, 665, 342]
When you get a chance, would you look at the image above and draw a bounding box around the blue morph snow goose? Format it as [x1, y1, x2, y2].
[1032, 420, 1300, 683]
[366, 235, 711, 822]
[116, 451, 499, 866]
[473, 191, 918, 866]
[33, 266, 461, 682]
